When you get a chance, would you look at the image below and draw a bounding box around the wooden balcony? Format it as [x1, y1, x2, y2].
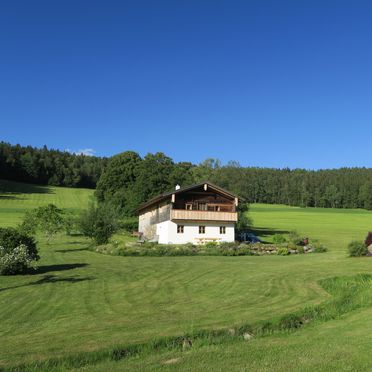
[171, 209, 238, 222]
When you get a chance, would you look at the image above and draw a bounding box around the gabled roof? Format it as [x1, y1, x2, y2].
[137, 181, 238, 212]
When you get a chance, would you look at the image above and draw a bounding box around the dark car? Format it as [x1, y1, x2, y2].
[237, 232, 261, 244]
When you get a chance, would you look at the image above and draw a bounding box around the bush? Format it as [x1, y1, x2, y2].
[0, 228, 39, 275]
[79, 203, 119, 245]
[273, 234, 287, 244]
[288, 231, 305, 246]
[120, 218, 138, 232]
[348, 241, 367, 257]
[297, 246, 305, 254]
[0, 228, 39, 260]
[64, 213, 79, 236]
[0, 244, 37, 275]
[311, 242, 328, 253]
[277, 247, 289, 256]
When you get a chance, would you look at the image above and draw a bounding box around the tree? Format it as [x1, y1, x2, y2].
[78, 203, 119, 245]
[20, 204, 65, 243]
[134, 152, 175, 202]
[95, 151, 142, 216]
[236, 203, 252, 232]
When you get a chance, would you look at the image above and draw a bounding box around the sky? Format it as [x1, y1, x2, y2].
[1, 0, 372, 169]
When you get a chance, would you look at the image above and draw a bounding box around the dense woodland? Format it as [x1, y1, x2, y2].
[0, 142, 106, 188]
[3, 142, 372, 213]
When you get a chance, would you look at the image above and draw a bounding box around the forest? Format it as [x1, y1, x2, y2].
[0, 142, 106, 188]
[2, 141, 372, 212]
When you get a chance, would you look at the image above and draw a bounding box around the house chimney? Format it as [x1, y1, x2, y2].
[175, 184, 181, 190]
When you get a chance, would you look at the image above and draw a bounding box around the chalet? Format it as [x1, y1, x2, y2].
[138, 182, 239, 244]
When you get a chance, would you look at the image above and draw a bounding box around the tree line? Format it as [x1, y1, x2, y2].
[0, 142, 106, 188]
[3, 142, 372, 211]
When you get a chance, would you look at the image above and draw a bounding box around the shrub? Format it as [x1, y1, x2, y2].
[272, 234, 287, 244]
[0, 228, 39, 260]
[64, 213, 79, 236]
[297, 246, 305, 254]
[19, 204, 65, 242]
[348, 241, 367, 257]
[277, 247, 289, 256]
[120, 218, 138, 232]
[288, 231, 305, 246]
[0, 228, 39, 275]
[312, 242, 328, 253]
[0, 244, 37, 275]
[79, 203, 119, 245]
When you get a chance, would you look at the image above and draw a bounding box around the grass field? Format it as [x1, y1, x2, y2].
[0, 179, 94, 226]
[1, 181, 372, 370]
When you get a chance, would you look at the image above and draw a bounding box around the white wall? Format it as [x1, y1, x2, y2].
[156, 221, 235, 244]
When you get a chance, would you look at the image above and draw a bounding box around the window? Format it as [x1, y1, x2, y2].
[198, 203, 207, 211]
[177, 225, 184, 234]
[199, 226, 205, 234]
[185, 203, 192, 210]
[220, 226, 226, 234]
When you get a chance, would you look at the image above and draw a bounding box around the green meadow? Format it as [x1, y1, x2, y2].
[1, 181, 372, 370]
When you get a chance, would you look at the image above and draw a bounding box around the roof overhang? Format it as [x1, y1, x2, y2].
[137, 181, 239, 213]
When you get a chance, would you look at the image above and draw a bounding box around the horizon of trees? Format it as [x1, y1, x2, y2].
[0, 142, 107, 188]
[2, 141, 372, 212]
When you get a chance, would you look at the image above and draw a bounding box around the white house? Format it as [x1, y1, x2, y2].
[138, 182, 239, 244]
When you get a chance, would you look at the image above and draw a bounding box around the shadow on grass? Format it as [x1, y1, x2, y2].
[55, 247, 90, 253]
[0, 275, 95, 293]
[0, 179, 54, 195]
[250, 227, 291, 236]
[0, 195, 18, 200]
[31, 275, 95, 285]
[29, 263, 89, 275]
[247, 227, 291, 244]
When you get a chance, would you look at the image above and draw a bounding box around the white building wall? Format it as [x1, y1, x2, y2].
[156, 220, 235, 244]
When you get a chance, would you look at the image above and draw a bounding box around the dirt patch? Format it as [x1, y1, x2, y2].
[162, 357, 181, 365]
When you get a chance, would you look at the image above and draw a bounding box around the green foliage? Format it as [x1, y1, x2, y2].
[0, 141, 105, 188]
[0, 244, 37, 275]
[236, 203, 252, 232]
[79, 203, 119, 245]
[277, 247, 289, 256]
[96, 151, 196, 217]
[311, 242, 328, 253]
[288, 231, 304, 245]
[0, 227, 39, 274]
[7, 141, 372, 211]
[120, 218, 138, 232]
[0, 227, 39, 260]
[63, 212, 79, 236]
[297, 246, 305, 254]
[272, 234, 287, 244]
[20, 204, 65, 243]
[348, 240, 367, 257]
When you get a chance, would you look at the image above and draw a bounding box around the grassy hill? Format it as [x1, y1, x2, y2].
[1, 181, 372, 370]
[0, 179, 94, 226]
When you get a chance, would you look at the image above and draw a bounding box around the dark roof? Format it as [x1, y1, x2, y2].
[137, 181, 238, 212]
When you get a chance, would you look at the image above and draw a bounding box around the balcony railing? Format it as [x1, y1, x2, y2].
[171, 209, 238, 222]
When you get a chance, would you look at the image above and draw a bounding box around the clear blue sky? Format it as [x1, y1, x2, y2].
[1, 0, 372, 169]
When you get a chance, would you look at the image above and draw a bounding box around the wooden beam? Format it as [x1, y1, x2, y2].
[171, 194, 175, 203]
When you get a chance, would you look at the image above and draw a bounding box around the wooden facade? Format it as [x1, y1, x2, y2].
[138, 182, 239, 243]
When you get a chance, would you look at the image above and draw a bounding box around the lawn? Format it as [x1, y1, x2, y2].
[1, 183, 372, 370]
[0, 179, 94, 227]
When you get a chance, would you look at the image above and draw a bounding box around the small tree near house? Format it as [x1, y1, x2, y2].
[20, 204, 65, 243]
